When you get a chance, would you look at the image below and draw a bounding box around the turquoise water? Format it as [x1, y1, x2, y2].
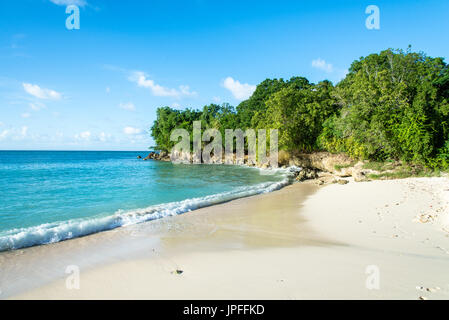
[0, 151, 290, 251]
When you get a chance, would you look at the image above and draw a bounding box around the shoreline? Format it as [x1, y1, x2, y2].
[0, 163, 293, 253]
[0, 179, 315, 298]
[4, 176, 449, 299]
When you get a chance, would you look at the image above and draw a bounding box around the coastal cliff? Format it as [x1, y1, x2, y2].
[139, 150, 417, 183]
[281, 151, 438, 183]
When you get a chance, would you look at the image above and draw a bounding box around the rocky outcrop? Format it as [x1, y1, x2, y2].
[143, 152, 156, 160]
[287, 152, 353, 173]
[286, 152, 378, 182]
[139, 149, 395, 184]
[295, 168, 319, 181]
[142, 151, 170, 161]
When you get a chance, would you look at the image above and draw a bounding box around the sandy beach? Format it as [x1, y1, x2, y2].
[3, 177, 449, 300]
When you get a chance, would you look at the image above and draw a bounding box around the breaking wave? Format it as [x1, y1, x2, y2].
[0, 174, 292, 251]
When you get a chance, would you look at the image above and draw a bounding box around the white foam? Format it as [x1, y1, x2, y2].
[0, 174, 293, 251]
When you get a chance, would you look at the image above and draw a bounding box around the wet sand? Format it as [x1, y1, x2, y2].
[3, 177, 449, 299]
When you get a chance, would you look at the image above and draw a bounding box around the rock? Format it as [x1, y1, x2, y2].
[296, 168, 319, 181]
[418, 296, 428, 300]
[353, 169, 370, 182]
[282, 153, 379, 183]
[143, 151, 171, 162]
[260, 163, 270, 169]
[307, 169, 319, 179]
[288, 166, 302, 177]
[137, 155, 142, 159]
[172, 269, 183, 275]
[143, 152, 156, 160]
[296, 171, 306, 181]
[287, 152, 353, 173]
[334, 167, 353, 177]
[158, 151, 170, 161]
[336, 179, 349, 185]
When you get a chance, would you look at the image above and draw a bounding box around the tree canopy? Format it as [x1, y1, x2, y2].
[150, 48, 449, 168]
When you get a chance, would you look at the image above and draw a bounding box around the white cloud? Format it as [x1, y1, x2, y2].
[21, 113, 31, 118]
[29, 102, 46, 111]
[49, 0, 87, 7]
[119, 102, 136, 111]
[123, 126, 142, 135]
[129, 71, 197, 98]
[106, 87, 111, 93]
[311, 59, 349, 82]
[212, 96, 221, 103]
[311, 58, 334, 73]
[98, 132, 111, 142]
[21, 126, 28, 136]
[75, 131, 91, 140]
[171, 102, 181, 109]
[0, 127, 29, 141]
[0, 128, 117, 145]
[73, 131, 113, 143]
[23, 83, 62, 100]
[222, 77, 256, 101]
[0, 130, 9, 140]
[179, 85, 195, 96]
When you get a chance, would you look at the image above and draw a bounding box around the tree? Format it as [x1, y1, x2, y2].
[150, 48, 449, 168]
[262, 81, 337, 151]
[319, 48, 449, 163]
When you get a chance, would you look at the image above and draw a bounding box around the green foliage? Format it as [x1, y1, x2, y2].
[362, 160, 396, 171]
[235, 78, 287, 129]
[150, 47, 449, 169]
[433, 140, 449, 169]
[318, 48, 449, 166]
[367, 167, 437, 180]
[261, 80, 338, 151]
[334, 161, 357, 171]
[150, 104, 238, 152]
[150, 106, 202, 152]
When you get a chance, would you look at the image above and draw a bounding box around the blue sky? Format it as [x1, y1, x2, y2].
[0, 0, 448, 150]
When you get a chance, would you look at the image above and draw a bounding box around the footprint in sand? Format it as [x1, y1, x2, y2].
[416, 286, 441, 294]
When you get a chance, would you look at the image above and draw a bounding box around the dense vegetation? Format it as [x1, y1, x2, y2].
[151, 48, 449, 169]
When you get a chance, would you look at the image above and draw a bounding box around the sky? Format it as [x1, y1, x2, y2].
[0, 0, 448, 150]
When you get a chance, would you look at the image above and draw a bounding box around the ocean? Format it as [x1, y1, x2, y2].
[0, 151, 290, 251]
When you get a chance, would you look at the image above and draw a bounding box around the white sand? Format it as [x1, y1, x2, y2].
[10, 177, 449, 300]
